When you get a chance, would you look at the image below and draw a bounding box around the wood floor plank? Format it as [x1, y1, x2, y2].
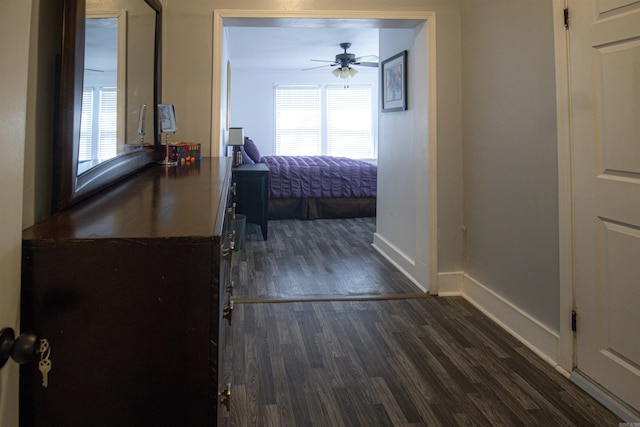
[368, 376, 411, 426]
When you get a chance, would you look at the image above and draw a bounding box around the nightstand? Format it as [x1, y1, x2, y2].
[232, 163, 269, 240]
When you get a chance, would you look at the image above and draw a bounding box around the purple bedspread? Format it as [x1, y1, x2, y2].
[261, 156, 377, 199]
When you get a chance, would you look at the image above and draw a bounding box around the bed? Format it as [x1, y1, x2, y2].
[240, 138, 377, 220]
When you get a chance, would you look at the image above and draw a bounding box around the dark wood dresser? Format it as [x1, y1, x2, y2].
[20, 158, 234, 426]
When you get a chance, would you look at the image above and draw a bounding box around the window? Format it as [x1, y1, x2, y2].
[79, 87, 118, 163]
[275, 85, 322, 156]
[326, 86, 373, 158]
[98, 88, 117, 159]
[274, 84, 375, 159]
[79, 90, 94, 162]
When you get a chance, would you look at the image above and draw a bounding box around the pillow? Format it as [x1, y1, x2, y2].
[239, 146, 255, 164]
[243, 137, 261, 163]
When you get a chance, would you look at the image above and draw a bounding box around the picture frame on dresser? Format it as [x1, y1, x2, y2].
[159, 103, 177, 133]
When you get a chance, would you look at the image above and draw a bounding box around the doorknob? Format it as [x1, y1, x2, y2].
[0, 328, 39, 368]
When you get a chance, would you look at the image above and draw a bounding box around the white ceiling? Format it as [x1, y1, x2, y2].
[227, 26, 380, 72]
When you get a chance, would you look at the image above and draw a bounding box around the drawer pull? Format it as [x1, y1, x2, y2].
[231, 182, 237, 196]
[219, 383, 231, 411]
[226, 202, 236, 219]
[223, 300, 234, 325]
[227, 280, 234, 296]
[221, 247, 230, 258]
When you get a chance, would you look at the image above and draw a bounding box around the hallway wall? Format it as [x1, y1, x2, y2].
[374, 27, 427, 288]
[459, 0, 560, 350]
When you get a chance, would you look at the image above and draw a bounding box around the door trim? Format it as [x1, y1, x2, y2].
[552, 0, 574, 375]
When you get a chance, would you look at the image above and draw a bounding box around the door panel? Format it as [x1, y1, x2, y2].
[597, 0, 640, 15]
[597, 40, 640, 175]
[599, 220, 640, 365]
[570, 0, 640, 412]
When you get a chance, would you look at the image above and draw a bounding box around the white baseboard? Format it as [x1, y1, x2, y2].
[372, 233, 427, 293]
[436, 271, 463, 296]
[461, 274, 559, 366]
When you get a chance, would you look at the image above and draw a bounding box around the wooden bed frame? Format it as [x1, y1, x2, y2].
[268, 197, 376, 220]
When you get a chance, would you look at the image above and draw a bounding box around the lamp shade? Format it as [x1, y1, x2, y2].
[228, 127, 244, 146]
[332, 66, 358, 79]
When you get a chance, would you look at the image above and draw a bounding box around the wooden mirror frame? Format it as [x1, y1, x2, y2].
[53, 0, 162, 212]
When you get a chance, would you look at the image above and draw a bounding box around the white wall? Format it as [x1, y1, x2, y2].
[162, 3, 214, 155]
[374, 27, 428, 288]
[220, 26, 230, 150]
[2, 1, 33, 425]
[459, 0, 560, 346]
[230, 67, 378, 158]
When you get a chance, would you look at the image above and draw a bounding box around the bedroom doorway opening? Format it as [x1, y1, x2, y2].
[212, 10, 437, 297]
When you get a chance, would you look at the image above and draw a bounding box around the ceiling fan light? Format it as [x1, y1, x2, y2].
[349, 67, 358, 77]
[340, 67, 351, 79]
[331, 68, 341, 78]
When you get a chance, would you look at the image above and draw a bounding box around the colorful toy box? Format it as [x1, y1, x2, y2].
[169, 142, 201, 165]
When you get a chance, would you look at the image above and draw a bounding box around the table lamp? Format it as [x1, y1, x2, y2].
[229, 127, 244, 166]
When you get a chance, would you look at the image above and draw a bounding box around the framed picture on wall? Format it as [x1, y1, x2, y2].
[381, 50, 407, 112]
[159, 103, 177, 133]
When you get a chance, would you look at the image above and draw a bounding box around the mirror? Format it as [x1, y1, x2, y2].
[53, 0, 161, 211]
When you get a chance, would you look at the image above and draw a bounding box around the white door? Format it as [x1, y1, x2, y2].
[570, 0, 640, 412]
[0, 1, 32, 425]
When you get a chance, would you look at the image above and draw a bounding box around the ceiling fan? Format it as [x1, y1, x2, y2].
[303, 42, 379, 73]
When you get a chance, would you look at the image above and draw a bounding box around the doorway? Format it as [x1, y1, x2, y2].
[211, 10, 438, 294]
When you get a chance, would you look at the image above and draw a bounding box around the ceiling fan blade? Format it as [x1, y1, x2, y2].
[309, 59, 336, 63]
[354, 62, 378, 68]
[302, 64, 335, 71]
[354, 55, 379, 61]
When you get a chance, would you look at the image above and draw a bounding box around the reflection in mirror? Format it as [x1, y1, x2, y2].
[125, 1, 157, 148]
[53, 0, 161, 212]
[80, 15, 124, 174]
[80, 2, 157, 175]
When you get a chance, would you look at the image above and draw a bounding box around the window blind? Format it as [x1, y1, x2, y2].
[99, 87, 117, 160]
[79, 90, 95, 162]
[275, 85, 322, 156]
[326, 85, 373, 159]
[274, 84, 375, 159]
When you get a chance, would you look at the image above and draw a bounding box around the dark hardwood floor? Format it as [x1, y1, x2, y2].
[233, 217, 421, 301]
[227, 218, 621, 426]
